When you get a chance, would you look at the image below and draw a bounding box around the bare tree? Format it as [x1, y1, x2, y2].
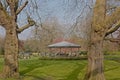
[31, 17, 64, 52]
[0, 0, 35, 78]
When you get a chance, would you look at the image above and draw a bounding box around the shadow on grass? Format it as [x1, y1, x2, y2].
[105, 55, 120, 63]
[21, 75, 47, 80]
[112, 59, 120, 63]
[20, 59, 64, 76]
[20, 61, 53, 75]
[63, 63, 86, 80]
[105, 67, 119, 72]
[109, 78, 120, 80]
[20, 59, 87, 80]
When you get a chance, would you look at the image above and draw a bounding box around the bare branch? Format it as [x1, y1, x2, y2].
[6, 0, 19, 11]
[16, 1, 28, 15]
[106, 7, 120, 29]
[17, 24, 31, 33]
[104, 38, 120, 43]
[0, 1, 11, 27]
[0, 1, 3, 7]
[17, 17, 35, 33]
[6, 0, 10, 5]
[105, 20, 120, 36]
[0, 1, 4, 10]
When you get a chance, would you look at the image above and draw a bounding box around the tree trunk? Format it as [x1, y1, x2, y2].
[83, 0, 106, 80]
[0, 0, 34, 79]
[2, 27, 19, 78]
[84, 32, 105, 80]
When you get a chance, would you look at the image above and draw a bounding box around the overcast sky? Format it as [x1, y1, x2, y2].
[0, 0, 92, 40]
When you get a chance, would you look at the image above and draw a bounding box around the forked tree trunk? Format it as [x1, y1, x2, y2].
[84, 33, 105, 80]
[2, 26, 19, 78]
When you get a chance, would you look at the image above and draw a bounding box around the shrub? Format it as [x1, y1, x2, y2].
[79, 51, 87, 55]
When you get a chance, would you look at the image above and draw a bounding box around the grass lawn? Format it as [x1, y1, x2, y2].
[0, 56, 120, 80]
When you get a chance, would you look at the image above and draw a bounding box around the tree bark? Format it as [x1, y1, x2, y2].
[84, 0, 106, 80]
[84, 32, 105, 80]
[2, 26, 19, 78]
[0, 0, 34, 79]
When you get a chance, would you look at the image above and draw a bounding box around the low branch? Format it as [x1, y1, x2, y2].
[105, 20, 120, 36]
[17, 24, 32, 33]
[17, 17, 35, 33]
[104, 38, 120, 43]
[16, 1, 28, 15]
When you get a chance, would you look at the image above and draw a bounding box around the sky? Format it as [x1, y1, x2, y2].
[0, 0, 92, 40]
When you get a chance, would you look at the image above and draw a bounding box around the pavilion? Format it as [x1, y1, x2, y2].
[48, 41, 81, 54]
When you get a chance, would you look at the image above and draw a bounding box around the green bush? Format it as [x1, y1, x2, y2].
[79, 51, 87, 55]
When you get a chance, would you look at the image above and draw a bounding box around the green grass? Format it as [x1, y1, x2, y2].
[19, 58, 87, 80]
[0, 56, 120, 80]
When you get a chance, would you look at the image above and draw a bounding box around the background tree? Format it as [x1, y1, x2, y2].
[27, 17, 64, 53]
[0, 0, 35, 78]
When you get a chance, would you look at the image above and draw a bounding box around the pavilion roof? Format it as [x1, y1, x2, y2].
[48, 41, 81, 48]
